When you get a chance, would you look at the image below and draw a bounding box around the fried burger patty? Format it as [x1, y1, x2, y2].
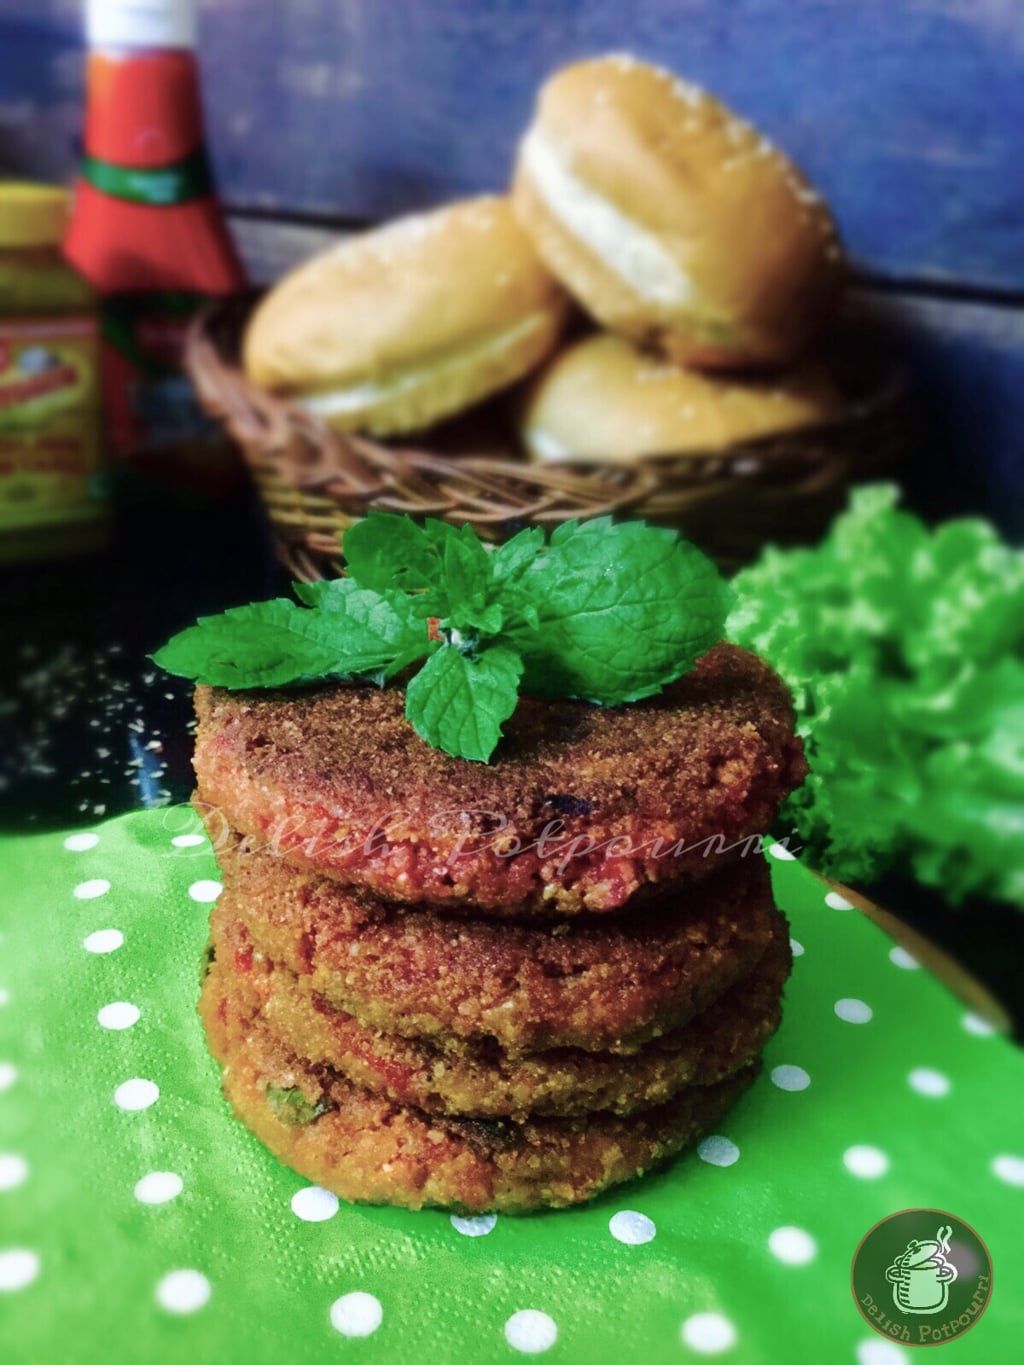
[208, 908, 789, 1118]
[192, 641, 806, 914]
[199, 969, 760, 1213]
[215, 836, 781, 1054]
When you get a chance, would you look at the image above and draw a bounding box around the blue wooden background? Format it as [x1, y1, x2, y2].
[1, 0, 1021, 533]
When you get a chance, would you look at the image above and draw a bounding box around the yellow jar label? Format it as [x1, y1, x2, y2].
[0, 315, 103, 531]
[0, 316, 98, 428]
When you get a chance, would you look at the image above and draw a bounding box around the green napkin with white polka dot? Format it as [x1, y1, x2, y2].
[1, 808, 1022, 1365]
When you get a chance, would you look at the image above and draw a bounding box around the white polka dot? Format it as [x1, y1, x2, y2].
[991, 1154, 1024, 1187]
[0, 1249, 39, 1292]
[835, 998, 873, 1024]
[963, 1012, 996, 1036]
[135, 1172, 183, 1205]
[0, 1155, 28, 1191]
[450, 1213, 497, 1237]
[908, 1068, 950, 1097]
[698, 1135, 740, 1167]
[0, 989, 9, 1007]
[171, 834, 205, 848]
[330, 1291, 382, 1338]
[73, 878, 110, 900]
[504, 1309, 558, 1354]
[767, 842, 795, 861]
[843, 1145, 889, 1179]
[889, 946, 919, 970]
[771, 1065, 810, 1091]
[114, 1078, 159, 1111]
[64, 832, 99, 852]
[97, 1002, 140, 1030]
[768, 1226, 817, 1265]
[0, 1064, 17, 1093]
[187, 880, 222, 903]
[825, 891, 853, 911]
[83, 929, 122, 954]
[789, 938, 804, 957]
[291, 1186, 338, 1222]
[680, 1311, 737, 1354]
[856, 1339, 909, 1365]
[156, 1269, 210, 1314]
[609, 1210, 656, 1245]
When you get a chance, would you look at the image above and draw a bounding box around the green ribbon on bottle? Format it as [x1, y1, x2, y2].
[81, 150, 212, 206]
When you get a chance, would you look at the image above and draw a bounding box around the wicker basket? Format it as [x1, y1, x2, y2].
[185, 295, 913, 579]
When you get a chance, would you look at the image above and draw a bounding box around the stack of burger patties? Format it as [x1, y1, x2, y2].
[243, 55, 846, 475]
[195, 640, 806, 1213]
[196, 53, 825, 1213]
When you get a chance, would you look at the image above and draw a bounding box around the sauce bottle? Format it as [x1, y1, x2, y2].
[64, 0, 245, 469]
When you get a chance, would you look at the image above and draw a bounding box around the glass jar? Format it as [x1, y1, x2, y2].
[0, 182, 108, 563]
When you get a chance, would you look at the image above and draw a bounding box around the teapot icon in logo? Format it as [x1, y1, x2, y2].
[885, 1224, 958, 1314]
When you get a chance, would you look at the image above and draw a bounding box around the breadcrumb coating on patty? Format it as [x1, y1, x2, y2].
[193, 641, 806, 914]
[199, 970, 761, 1213]
[208, 907, 789, 1118]
[213, 837, 780, 1054]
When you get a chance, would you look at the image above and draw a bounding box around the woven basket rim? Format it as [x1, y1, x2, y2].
[185, 295, 910, 533]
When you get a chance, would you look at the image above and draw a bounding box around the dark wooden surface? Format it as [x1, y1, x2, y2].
[0, 1, 1022, 529]
[3, 0, 1023, 291]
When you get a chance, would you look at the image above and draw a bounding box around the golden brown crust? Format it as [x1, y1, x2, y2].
[193, 641, 806, 915]
[512, 55, 843, 369]
[242, 196, 571, 434]
[212, 840, 781, 1054]
[519, 332, 845, 464]
[199, 969, 760, 1213]
[209, 905, 789, 1118]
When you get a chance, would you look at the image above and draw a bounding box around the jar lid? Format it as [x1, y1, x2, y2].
[0, 182, 70, 249]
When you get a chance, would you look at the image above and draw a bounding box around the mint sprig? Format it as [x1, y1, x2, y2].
[405, 642, 524, 763]
[154, 512, 731, 762]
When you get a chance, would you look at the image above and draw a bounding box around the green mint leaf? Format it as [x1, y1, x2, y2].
[404, 642, 523, 762]
[153, 600, 356, 688]
[491, 525, 545, 586]
[153, 595, 419, 689]
[437, 520, 492, 578]
[516, 518, 732, 704]
[291, 576, 359, 609]
[489, 527, 545, 635]
[503, 593, 540, 633]
[440, 524, 493, 629]
[465, 600, 505, 635]
[342, 514, 505, 635]
[294, 576, 435, 681]
[342, 512, 442, 594]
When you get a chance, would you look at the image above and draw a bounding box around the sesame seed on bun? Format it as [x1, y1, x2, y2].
[513, 55, 844, 370]
[519, 332, 845, 465]
[244, 196, 572, 436]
